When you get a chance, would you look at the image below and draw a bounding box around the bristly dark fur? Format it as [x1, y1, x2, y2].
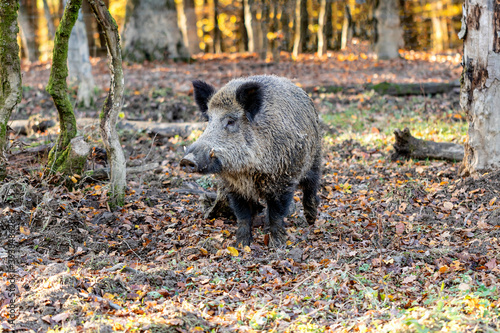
[235, 81, 263, 122]
[192, 80, 216, 117]
[183, 75, 322, 247]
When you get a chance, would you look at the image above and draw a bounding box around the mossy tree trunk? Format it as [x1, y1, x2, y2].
[0, 0, 23, 180]
[88, 0, 126, 207]
[46, 0, 81, 175]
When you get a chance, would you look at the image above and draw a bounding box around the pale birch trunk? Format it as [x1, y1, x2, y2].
[178, 0, 199, 55]
[374, 0, 403, 59]
[459, 0, 500, 174]
[317, 0, 327, 57]
[340, 4, 351, 50]
[244, 0, 255, 52]
[292, 0, 303, 59]
[0, 0, 22, 180]
[88, 0, 126, 207]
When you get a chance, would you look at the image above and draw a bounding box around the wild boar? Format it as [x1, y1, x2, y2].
[181, 75, 321, 246]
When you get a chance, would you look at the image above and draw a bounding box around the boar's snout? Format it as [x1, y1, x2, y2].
[180, 145, 222, 174]
[180, 153, 198, 173]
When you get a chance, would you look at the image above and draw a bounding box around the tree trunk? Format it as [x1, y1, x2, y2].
[243, 0, 255, 52]
[259, 0, 269, 60]
[42, 0, 56, 39]
[239, 0, 248, 52]
[213, 0, 222, 54]
[430, 0, 444, 52]
[317, 0, 327, 57]
[280, 0, 291, 52]
[18, 0, 39, 62]
[179, 0, 199, 55]
[460, 0, 500, 174]
[46, 0, 81, 175]
[0, 0, 23, 180]
[88, 0, 126, 207]
[252, 0, 264, 55]
[82, 0, 97, 55]
[340, 4, 352, 50]
[374, 0, 403, 59]
[67, 4, 96, 108]
[292, 0, 303, 59]
[269, 0, 280, 62]
[122, 0, 188, 62]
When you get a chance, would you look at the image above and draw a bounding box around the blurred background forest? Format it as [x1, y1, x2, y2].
[18, 0, 463, 63]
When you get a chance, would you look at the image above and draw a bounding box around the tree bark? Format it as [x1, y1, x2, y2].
[179, 0, 199, 55]
[317, 0, 327, 57]
[269, 0, 280, 62]
[122, 0, 188, 62]
[340, 4, 352, 50]
[430, 0, 445, 52]
[88, 0, 126, 207]
[252, 0, 264, 56]
[374, 0, 403, 59]
[292, 0, 304, 59]
[459, 0, 500, 174]
[42, 0, 56, 39]
[67, 3, 96, 108]
[280, 0, 291, 52]
[243, 0, 255, 52]
[213, 0, 222, 54]
[391, 128, 464, 162]
[18, 0, 40, 62]
[46, 0, 81, 175]
[258, 0, 269, 60]
[0, 0, 23, 180]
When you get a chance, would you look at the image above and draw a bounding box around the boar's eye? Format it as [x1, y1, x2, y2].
[224, 117, 237, 130]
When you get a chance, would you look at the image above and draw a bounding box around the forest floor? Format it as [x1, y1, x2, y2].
[2, 49, 500, 333]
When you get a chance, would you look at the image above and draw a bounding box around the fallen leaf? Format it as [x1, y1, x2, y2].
[51, 312, 70, 323]
[458, 283, 470, 291]
[443, 202, 453, 210]
[395, 222, 405, 235]
[227, 246, 239, 257]
[402, 275, 417, 284]
[485, 258, 497, 270]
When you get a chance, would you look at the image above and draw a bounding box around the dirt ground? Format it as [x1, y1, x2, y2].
[1, 51, 499, 332]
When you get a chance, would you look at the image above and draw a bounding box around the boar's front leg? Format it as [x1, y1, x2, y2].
[228, 192, 259, 247]
[266, 191, 293, 247]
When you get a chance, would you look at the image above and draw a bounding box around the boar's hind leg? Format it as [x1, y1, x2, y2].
[228, 192, 258, 247]
[300, 167, 321, 226]
[266, 191, 293, 247]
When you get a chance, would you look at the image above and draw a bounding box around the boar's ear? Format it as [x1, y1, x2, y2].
[192, 80, 216, 116]
[236, 81, 263, 122]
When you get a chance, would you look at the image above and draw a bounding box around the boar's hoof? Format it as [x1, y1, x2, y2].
[269, 225, 287, 248]
[180, 153, 198, 173]
[235, 221, 253, 247]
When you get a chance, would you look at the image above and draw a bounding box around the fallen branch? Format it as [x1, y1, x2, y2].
[391, 128, 464, 161]
[83, 162, 160, 181]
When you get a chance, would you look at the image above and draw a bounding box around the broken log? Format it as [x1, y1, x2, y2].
[10, 118, 207, 139]
[83, 162, 160, 181]
[391, 128, 464, 162]
[367, 81, 460, 96]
